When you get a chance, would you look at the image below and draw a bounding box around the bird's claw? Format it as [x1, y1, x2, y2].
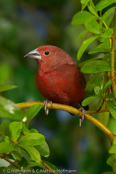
[78, 104, 86, 127]
[43, 100, 52, 115]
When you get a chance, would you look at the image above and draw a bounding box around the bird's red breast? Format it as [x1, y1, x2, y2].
[25, 45, 86, 107]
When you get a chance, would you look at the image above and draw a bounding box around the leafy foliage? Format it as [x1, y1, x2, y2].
[0, 0, 116, 173]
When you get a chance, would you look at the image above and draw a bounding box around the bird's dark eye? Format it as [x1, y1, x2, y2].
[45, 51, 50, 55]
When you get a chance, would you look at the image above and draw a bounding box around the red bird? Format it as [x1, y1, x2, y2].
[25, 45, 86, 118]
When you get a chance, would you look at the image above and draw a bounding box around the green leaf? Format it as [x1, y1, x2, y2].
[0, 142, 14, 153]
[85, 73, 105, 93]
[26, 103, 42, 122]
[112, 136, 116, 145]
[107, 154, 116, 167]
[9, 122, 22, 142]
[82, 96, 97, 106]
[0, 96, 25, 121]
[100, 7, 115, 28]
[94, 86, 101, 95]
[107, 101, 116, 119]
[81, 60, 111, 73]
[36, 141, 50, 157]
[18, 133, 45, 146]
[41, 161, 61, 174]
[81, 0, 90, 4]
[77, 35, 98, 60]
[78, 30, 87, 40]
[0, 85, 17, 92]
[0, 122, 10, 138]
[89, 39, 110, 54]
[71, 11, 93, 25]
[109, 144, 116, 153]
[88, 0, 99, 16]
[18, 144, 41, 163]
[11, 151, 22, 161]
[95, 0, 115, 11]
[85, 16, 100, 34]
[101, 28, 113, 38]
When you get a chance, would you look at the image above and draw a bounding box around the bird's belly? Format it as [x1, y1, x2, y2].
[36, 70, 84, 105]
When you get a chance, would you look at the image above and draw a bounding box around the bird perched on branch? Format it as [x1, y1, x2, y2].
[25, 45, 86, 124]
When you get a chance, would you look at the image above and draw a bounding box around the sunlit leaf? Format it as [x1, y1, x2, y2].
[89, 39, 110, 54]
[71, 11, 93, 25]
[82, 96, 97, 106]
[85, 16, 100, 34]
[36, 142, 50, 157]
[81, 60, 111, 73]
[107, 101, 116, 119]
[95, 0, 115, 11]
[0, 142, 14, 153]
[9, 122, 22, 142]
[18, 144, 41, 163]
[77, 35, 98, 60]
[0, 96, 25, 121]
[0, 85, 17, 92]
[26, 103, 42, 122]
[100, 7, 115, 28]
[18, 133, 45, 146]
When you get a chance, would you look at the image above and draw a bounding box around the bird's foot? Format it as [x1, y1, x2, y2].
[78, 104, 86, 127]
[43, 100, 52, 115]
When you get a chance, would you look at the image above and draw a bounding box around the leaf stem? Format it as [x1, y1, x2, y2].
[16, 101, 115, 144]
[111, 7, 116, 100]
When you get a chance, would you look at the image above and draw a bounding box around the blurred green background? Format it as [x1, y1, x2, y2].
[0, 0, 113, 173]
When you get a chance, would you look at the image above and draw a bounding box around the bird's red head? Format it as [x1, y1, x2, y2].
[24, 45, 75, 71]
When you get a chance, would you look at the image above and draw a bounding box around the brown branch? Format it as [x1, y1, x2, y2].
[16, 101, 115, 144]
[111, 8, 116, 100]
[0, 153, 21, 170]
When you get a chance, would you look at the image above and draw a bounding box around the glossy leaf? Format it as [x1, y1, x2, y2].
[18, 144, 41, 163]
[0, 142, 14, 153]
[95, 0, 115, 11]
[71, 11, 93, 25]
[85, 16, 100, 34]
[112, 136, 116, 145]
[77, 35, 98, 60]
[0, 96, 25, 121]
[0, 85, 17, 92]
[18, 133, 45, 146]
[81, 60, 111, 73]
[82, 96, 97, 106]
[9, 122, 22, 142]
[36, 141, 50, 157]
[26, 103, 42, 122]
[107, 101, 116, 119]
